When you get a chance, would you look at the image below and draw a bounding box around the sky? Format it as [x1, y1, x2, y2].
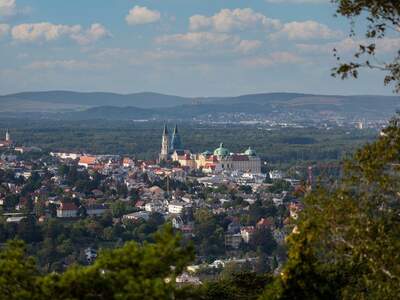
[0, 0, 398, 96]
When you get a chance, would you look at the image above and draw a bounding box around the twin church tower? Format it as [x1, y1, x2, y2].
[159, 124, 182, 162]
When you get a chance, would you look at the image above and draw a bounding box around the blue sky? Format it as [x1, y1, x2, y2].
[0, 0, 397, 96]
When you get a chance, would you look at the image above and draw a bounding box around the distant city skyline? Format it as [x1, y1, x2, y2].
[0, 0, 398, 96]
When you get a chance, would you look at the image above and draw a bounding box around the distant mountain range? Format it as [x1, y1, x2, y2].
[0, 91, 399, 121]
[0, 91, 194, 111]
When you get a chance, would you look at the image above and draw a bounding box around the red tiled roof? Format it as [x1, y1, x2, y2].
[256, 218, 273, 228]
[79, 156, 96, 165]
[60, 202, 78, 211]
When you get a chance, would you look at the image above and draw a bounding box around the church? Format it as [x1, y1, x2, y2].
[159, 125, 262, 174]
[0, 129, 12, 148]
[159, 124, 182, 162]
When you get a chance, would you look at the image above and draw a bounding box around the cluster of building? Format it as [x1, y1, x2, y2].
[0, 126, 308, 277]
[159, 124, 262, 174]
[0, 130, 42, 154]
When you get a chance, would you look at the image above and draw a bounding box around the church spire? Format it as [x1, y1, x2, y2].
[5, 129, 10, 142]
[170, 124, 182, 152]
[163, 123, 168, 135]
[159, 124, 170, 162]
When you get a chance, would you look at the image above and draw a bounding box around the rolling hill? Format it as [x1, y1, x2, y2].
[0, 91, 399, 120]
[0, 91, 192, 111]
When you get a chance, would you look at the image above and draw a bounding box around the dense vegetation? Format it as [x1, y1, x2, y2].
[0, 119, 376, 164]
[261, 116, 400, 299]
[0, 225, 195, 300]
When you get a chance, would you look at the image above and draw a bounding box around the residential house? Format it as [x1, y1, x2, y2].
[176, 272, 202, 286]
[57, 202, 78, 218]
[123, 211, 150, 222]
[145, 201, 164, 213]
[168, 201, 188, 214]
[78, 156, 97, 168]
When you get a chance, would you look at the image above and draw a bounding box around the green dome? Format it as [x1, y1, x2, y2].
[214, 143, 230, 156]
[244, 146, 256, 156]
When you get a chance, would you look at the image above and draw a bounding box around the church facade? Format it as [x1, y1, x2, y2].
[159, 125, 262, 174]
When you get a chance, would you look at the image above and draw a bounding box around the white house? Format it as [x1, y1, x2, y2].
[123, 211, 150, 221]
[57, 202, 78, 218]
[51, 152, 81, 160]
[145, 201, 164, 213]
[168, 201, 188, 214]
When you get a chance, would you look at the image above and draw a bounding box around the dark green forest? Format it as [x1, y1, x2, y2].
[0, 119, 377, 164]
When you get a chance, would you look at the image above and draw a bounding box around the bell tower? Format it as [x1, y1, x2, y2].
[159, 124, 170, 162]
[5, 129, 10, 142]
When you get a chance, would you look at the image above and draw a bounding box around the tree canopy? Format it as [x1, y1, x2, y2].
[262, 117, 400, 299]
[0, 225, 195, 300]
[333, 0, 400, 92]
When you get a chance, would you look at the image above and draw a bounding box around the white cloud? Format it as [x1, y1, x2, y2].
[189, 8, 281, 33]
[189, 15, 211, 32]
[11, 22, 109, 44]
[235, 39, 262, 54]
[24, 59, 109, 71]
[155, 32, 240, 49]
[0, 0, 30, 20]
[296, 42, 332, 54]
[71, 23, 110, 45]
[297, 37, 400, 55]
[296, 38, 356, 54]
[92, 47, 187, 66]
[0, 23, 10, 38]
[240, 51, 304, 68]
[12, 23, 81, 42]
[126, 6, 161, 25]
[270, 20, 342, 40]
[0, 0, 16, 17]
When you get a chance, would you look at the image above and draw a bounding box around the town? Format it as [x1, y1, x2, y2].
[1, 0, 398, 297]
[0, 126, 305, 281]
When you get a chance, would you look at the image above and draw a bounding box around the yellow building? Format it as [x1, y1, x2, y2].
[171, 143, 262, 174]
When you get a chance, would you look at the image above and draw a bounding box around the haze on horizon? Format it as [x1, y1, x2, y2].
[0, 0, 398, 97]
